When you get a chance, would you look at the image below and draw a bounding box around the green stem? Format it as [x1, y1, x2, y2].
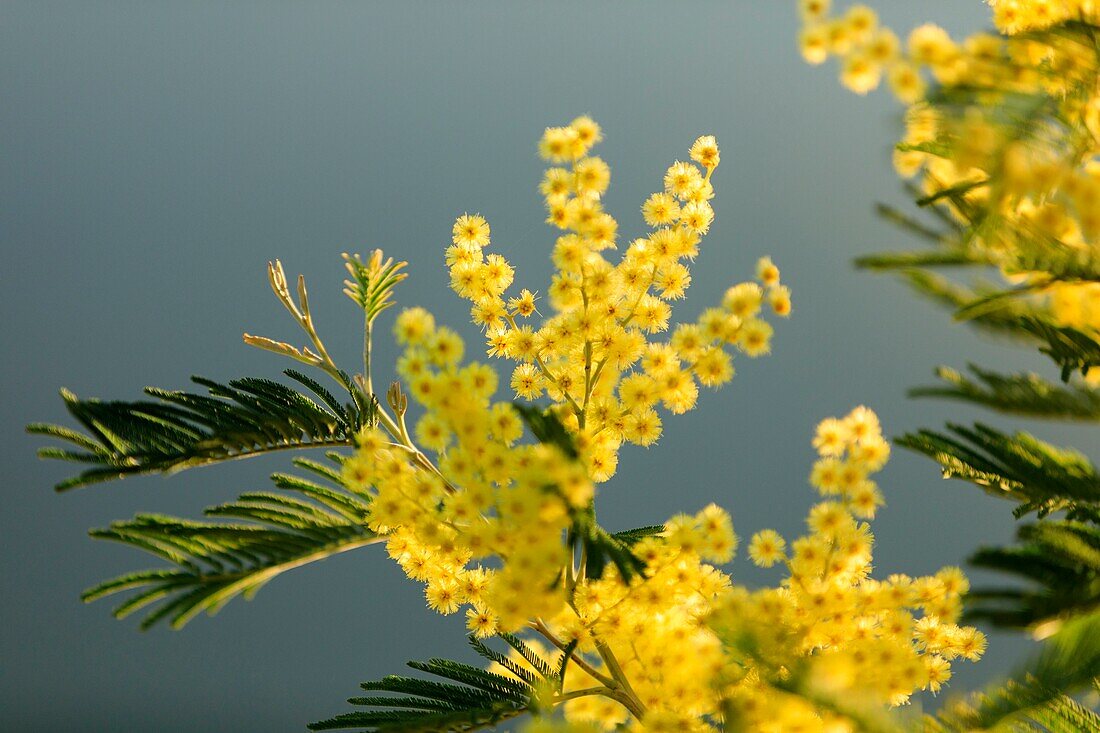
[363, 310, 374, 398]
[555, 687, 609, 702]
[531, 619, 616, 689]
[595, 640, 645, 719]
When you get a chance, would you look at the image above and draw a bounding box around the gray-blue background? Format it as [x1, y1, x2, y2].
[4, 2, 1091, 731]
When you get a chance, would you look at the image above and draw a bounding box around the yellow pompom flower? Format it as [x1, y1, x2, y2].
[679, 201, 715, 235]
[813, 417, 850, 456]
[722, 282, 763, 319]
[768, 285, 792, 317]
[756, 256, 780, 287]
[799, 0, 830, 23]
[452, 213, 491, 248]
[394, 306, 436, 345]
[642, 192, 682, 227]
[689, 135, 721, 170]
[907, 23, 955, 66]
[664, 161, 704, 200]
[800, 24, 831, 65]
[840, 51, 881, 94]
[844, 4, 878, 43]
[574, 156, 611, 196]
[748, 529, 787, 567]
[570, 115, 603, 148]
[737, 319, 773, 357]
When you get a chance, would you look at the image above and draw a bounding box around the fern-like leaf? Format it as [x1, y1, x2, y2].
[512, 402, 579, 459]
[1015, 693, 1100, 733]
[965, 520, 1100, 628]
[28, 372, 372, 491]
[910, 364, 1100, 420]
[577, 515, 649, 582]
[311, 641, 538, 732]
[342, 250, 409, 324]
[897, 423, 1100, 516]
[511, 404, 650, 580]
[82, 454, 379, 629]
[1017, 317, 1100, 382]
[891, 270, 1044, 339]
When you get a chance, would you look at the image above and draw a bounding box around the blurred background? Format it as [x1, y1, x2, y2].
[4, 1, 1088, 731]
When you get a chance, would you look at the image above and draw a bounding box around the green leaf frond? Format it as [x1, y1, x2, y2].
[576, 523, 666, 582]
[310, 638, 545, 732]
[866, 249, 1100, 383]
[610, 525, 666, 545]
[854, 250, 983, 270]
[915, 178, 990, 208]
[966, 520, 1100, 628]
[342, 250, 409, 325]
[1011, 693, 1100, 733]
[898, 420, 1100, 628]
[512, 402, 579, 459]
[953, 283, 1051, 323]
[28, 371, 374, 491]
[929, 615, 1100, 731]
[910, 365, 1100, 421]
[575, 513, 651, 582]
[896, 423, 1100, 517]
[871, 203, 957, 244]
[81, 453, 379, 629]
[1017, 317, 1100, 382]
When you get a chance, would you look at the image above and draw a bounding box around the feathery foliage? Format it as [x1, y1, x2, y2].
[28, 371, 372, 491]
[574, 512, 648, 582]
[965, 519, 1100, 628]
[82, 453, 380, 629]
[896, 423, 1100, 517]
[309, 635, 556, 732]
[512, 403, 579, 459]
[910, 365, 1100, 421]
[342, 250, 409, 324]
[1018, 318, 1100, 383]
[883, 269, 1047, 341]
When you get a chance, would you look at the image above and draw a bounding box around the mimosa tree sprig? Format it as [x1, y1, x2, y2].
[33, 118, 990, 732]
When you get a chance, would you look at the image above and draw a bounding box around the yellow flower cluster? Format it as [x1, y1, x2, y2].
[797, 1, 1100, 376]
[542, 506, 735, 728]
[708, 408, 986, 729]
[800, 1, 1099, 100]
[486, 505, 735, 731]
[797, 1, 922, 102]
[446, 117, 789, 482]
[493, 411, 982, 731]
[987, 0, 1100, 34]
[345, 337, 593, 634]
